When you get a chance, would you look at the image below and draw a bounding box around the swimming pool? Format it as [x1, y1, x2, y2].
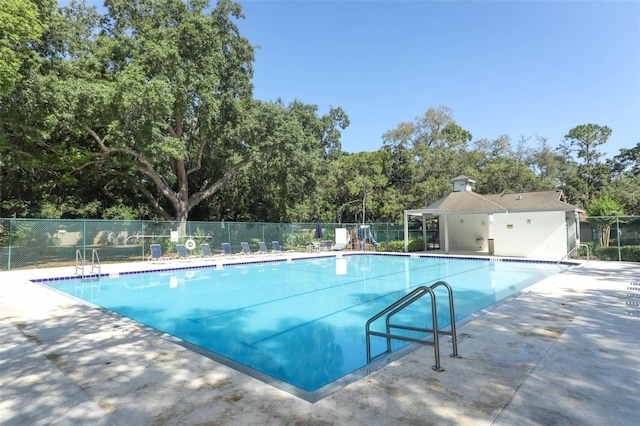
[39, 254, 570, 401]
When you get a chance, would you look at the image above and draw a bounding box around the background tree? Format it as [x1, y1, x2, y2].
[610, 142, 640, 178]
[0, 0, 48, 95]
[206, 100, 348, 222]
[381, 106, 473, 213]
[603, 141, 640, 215]
[0, 0, 349, 222]
[586, 195, 625, 247]
[526, 136, 566, 185]
[560, 123, 612, 204]
[328, 151, 387, 223]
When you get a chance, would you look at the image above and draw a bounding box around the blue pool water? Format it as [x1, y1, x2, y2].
[42, 254, 566, 396]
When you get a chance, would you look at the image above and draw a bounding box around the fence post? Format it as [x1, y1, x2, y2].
[7, 218, 12, 271]
[616, 217, 621, 262]
[83, 219, 87, 265]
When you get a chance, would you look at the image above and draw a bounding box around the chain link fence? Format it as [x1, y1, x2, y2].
[2, 216, 637, 270]
[0, 219, 425, 270]
[578, 216, 640, 262]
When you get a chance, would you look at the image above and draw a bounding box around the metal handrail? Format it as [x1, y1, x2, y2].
[365, 280, 460, 372]
[428, 281, 461, 359]
[75, 250, 84, 277]
[75, 249, 101, 277]
[558, 243, 590, 264]
[91, 249, 101, 275]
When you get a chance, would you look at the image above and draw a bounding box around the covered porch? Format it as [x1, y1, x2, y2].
[403, 209, 501, 255]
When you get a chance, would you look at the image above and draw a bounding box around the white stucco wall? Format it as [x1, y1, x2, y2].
[442, 214, 490, 251]
[492, 211, 567, 259]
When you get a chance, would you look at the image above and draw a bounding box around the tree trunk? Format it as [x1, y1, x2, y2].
[600, 226, 611, 247]
[175, 159, 189, 222]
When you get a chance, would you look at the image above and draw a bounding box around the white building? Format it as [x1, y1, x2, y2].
[403, 176, 582, 260]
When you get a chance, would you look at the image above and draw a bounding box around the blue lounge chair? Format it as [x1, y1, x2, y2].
[149, 244, 163, 261]
[257, 241, 269, 254]
[201, 243, 216, 258]
[240, 242, 253, 255]
[176, 244, 189, 259]
[272, 241, 292, 253]
[176, 244, 195, 260]
[221, 242, 235, 256]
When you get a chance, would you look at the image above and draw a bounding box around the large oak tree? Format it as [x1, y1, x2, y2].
[1, 0, 347, 221]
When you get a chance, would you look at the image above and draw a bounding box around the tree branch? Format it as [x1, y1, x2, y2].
[84, 125, 180, 208]
[189, 157, 253, 206]
[108, 170, 173, 220]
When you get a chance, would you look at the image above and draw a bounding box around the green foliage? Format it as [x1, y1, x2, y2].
[611, 141, 640, 178]
[593, 245, 640, 262]
[562, 123, 612, 203]
[285, 231, 315, 250]
[377, 239, 424, 252]
[0, 0, 634, 229]
[0, 0, 47, 95]
[586, 195, 625, 247]
[328, 151, 388, 223]
[476, 160, 546, 194]
[587, 195, 625, 217]
[102, 205, 139, 220]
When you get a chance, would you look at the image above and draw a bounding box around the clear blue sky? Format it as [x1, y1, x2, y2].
[62, 1, 640, 159]
[236, 0, 639, 158]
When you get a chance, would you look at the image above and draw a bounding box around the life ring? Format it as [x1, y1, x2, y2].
[185, 239, 196, 251]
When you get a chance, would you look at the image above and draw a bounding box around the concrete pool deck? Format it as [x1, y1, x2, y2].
[1, 255, 639, 425]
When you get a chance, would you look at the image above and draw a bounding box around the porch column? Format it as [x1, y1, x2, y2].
[422, 215, 427, 251]
[442, 215, 450, 253]
[403, 210, 409, 253]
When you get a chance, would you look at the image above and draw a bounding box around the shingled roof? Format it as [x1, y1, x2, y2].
[422, 190, 579, 215]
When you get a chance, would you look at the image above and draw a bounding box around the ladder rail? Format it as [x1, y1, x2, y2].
[91, 249, 101, 275]
[429, 281, 461, 358]
[383, 287, 434, 356]
[365, 280, 460, 372]
[75, 249, 84, 277]
[385, 285, 443, 371]
[558, 243, 589, 264]
[366, 286, 431, 361]
[76, 249, 101, 278]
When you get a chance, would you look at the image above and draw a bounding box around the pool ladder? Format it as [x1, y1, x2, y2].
[365, 281, 461, 372]
[75, 249, 101, 278]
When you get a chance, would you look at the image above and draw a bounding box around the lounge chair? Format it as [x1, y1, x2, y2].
[240, 241, 253, 255]
[201, 243, 216, 258]
[257, 241, 269, 254]
[272, 241, 292, 253]
[221, 243, 235, 256]
[176, 244, 197, 260]
[149, 244, 163, 261]
[331, 238, 351, 251]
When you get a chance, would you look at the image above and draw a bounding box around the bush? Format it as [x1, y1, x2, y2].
[286, 232, 314, 249]
[377, 239, 424, 252]
[593, 245, 640, 262]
